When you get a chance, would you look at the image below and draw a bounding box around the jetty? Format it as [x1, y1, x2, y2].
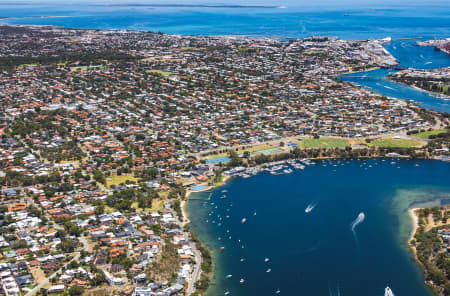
[189, 191, 213, 201]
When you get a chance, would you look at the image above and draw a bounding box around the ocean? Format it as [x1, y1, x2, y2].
[187, 159, 450, 296]
[1, 2, 450, 40]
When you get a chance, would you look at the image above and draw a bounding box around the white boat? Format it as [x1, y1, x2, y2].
[240, 279, 245, 285]
[224, 292, 230, 295]
[240, 258, 245, 262]
[264, 258, 270, 262]
[221, 195, 227, 199]
[241, 218, 247, 224]
[275, 290, 281, 294]
[226, 274, 232, 279]
[266, 268, 271, 273]
[385, 287, 394, 296]
[222, 189, 228, 193]
[305, 202, 317, 213]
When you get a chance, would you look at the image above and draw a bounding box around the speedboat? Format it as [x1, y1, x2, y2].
[264, 258, 270, 262]
[226, 274, 232, 279]
[241, 218, 246, 224]
[266, 268, 271, 273]
[385, 287, 394, 296]
[240, 279, 245, 285]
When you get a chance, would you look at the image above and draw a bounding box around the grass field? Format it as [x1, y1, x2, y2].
[370, 138, 423, 148]
[180, 46, 202, 51]
[299, 138, 350, 148]
[203, 144, 275, 160]
[147, 70, 173, 76]
[414, 129, 447, 139]
[106, 174, 139, 187]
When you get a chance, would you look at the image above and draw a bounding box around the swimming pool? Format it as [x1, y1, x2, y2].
[192, 185, 207, 191]
[206, 156, 231, 164]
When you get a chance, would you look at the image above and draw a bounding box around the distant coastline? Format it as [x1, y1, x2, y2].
[101, 4, 286, 9]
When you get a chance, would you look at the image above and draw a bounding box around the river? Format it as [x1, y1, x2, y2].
[340, 39, 450, 113]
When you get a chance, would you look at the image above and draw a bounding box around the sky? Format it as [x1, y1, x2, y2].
[1, 0, 449, 6]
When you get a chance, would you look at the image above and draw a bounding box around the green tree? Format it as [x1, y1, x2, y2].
[69, 285, 84, 296]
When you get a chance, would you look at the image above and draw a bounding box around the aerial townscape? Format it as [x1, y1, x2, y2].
[0, 11, 449, 296]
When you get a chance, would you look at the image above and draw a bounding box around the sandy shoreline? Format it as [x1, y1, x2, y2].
[181, 175, 232, 226]
[408, 207, 420, 243]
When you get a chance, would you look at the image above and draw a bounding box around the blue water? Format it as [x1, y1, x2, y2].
[187, 159, 450, 296]
[340, 40, 450, 113]
[1, 3, 450, 40]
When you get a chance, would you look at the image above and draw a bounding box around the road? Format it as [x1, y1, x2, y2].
[187, 243, 202, 295]
[24, 211, 90, 296]
[165, 201, 202, 295]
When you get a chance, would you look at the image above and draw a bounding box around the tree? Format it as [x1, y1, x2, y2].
[93, 170, 106, 185]
[69, 285, 84, 296]
[91, 270, 107, 286]
[228, 150, 241, 167]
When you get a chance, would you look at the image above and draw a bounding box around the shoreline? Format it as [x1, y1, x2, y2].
[408, 207, 420, 263]
[408, 207, 420, 245]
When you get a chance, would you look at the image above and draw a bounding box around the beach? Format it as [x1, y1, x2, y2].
[409, 207, 420, 244]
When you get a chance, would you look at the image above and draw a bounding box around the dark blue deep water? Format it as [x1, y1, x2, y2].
[187, 159, 450, 296]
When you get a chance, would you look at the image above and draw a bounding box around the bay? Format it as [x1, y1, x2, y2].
[187, 159, 450, 296]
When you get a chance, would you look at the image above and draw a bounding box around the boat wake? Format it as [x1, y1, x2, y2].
[350, 212, 365, 247]
[328, 282, 341, 296]
[351, 212, 365, 233]
[305, 202, 318, 213]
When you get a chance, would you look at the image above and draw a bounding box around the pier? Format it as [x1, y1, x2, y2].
[189, 191, 213, 201]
